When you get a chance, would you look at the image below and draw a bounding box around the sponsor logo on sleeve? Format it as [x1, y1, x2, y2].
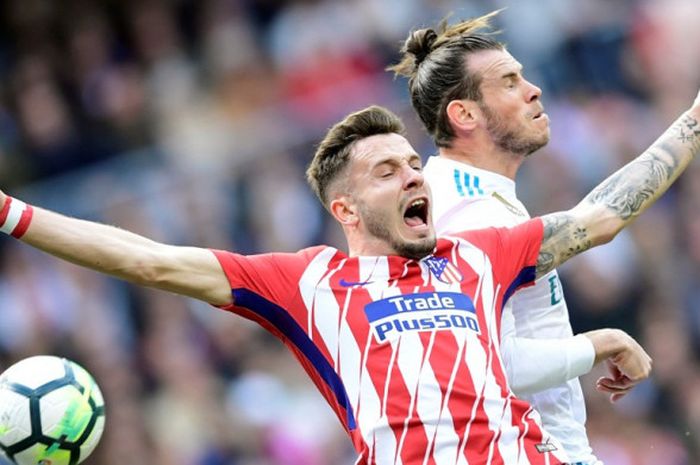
[364, 292, 480, 342]
[535, 438, 558, 453]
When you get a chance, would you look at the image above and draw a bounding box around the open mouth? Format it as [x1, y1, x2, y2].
[403, 198, 429, 228]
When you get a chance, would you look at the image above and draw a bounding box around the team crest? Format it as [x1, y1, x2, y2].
[425, 257, 464, 284]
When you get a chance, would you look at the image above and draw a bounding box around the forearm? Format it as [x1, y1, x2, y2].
[582, 109, 700, 234]
[537, 106, 700, 277]
[9, 202, 231, 305]
[501, 335, 594, 396]
[21, 205, 165, 284]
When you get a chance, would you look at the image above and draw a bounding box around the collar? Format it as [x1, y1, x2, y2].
[425, 155, 517, 198]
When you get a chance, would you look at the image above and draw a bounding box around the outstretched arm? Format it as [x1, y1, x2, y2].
[535, 90, 700, 277]
[0, 192, 233, 306]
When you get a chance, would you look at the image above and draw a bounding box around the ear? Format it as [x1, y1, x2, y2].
[446, 99, 479, 132]
[329, 196, 359, 226]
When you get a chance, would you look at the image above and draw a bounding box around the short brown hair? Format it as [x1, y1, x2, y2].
[388, 10, 504, 148]
[307, 105, 406, 208]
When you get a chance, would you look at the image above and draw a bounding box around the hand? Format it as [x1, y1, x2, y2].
[585, 328, 652, 402]
[596, 360, 638, 403]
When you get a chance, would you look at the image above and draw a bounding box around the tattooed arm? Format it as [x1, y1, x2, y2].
[535, 92, 700, 278]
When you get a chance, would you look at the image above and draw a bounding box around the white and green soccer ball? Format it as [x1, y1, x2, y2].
[0, 356, 105, 465]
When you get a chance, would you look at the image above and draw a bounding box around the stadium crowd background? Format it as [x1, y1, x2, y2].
[0, 0, 699, 464]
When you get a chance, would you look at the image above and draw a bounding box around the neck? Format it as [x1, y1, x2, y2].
[346, 230, 394, 258]
[438, 137, 525, 180]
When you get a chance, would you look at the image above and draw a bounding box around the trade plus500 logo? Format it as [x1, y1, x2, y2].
[364, 292, 480, 342]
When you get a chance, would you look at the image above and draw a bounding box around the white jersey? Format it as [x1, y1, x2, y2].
[424, 156, 598, 464]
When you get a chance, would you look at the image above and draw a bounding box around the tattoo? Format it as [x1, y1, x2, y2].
[678, 114, 700, 153]
[585, 114, 699, 221]
[537, 213, 592, 276]
[536, 111, 699, 277]
[586, 149, 676, 220]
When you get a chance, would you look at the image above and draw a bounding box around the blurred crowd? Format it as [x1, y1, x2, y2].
[0, 0, 699, 464]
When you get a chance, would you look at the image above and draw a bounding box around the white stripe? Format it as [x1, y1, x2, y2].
[393, 327, 427, 464]
[517, 407, 531, 465]
[359, 257, 401, 465]
[299, 247, 338, 335]
[479, 255, 520, 465]
[457, 239, 522, 465]
[454, 239, 505, 463]
[358, 333, 382, 462]
[313, 271, 342, 367]
[430, 337, 466, 465]
[422, 258, 465, 465]
[338, 287, 363, 424]
[0, 198, 26, 235]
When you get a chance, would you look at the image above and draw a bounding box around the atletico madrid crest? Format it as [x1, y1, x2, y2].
[425, 256, 464, 284]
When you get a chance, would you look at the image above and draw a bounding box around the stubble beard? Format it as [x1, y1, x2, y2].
[360, 202, 436, 260]
[480, 103, 549, 156]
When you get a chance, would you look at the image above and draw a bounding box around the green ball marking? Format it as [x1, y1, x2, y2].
[36, 446, 70, 465]
[41, 361, 100, 461]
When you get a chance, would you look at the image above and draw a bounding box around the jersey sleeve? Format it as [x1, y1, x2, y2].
[210, 246, 324, 311]
[501, 334, 595, 396]
[457, 218, 544, 300]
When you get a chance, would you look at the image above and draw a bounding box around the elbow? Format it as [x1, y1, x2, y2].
[591, 217, 625, 246]
[114, 260, 163, 287]
[575, 204, 624, 247]
[115, 248, 171, 288]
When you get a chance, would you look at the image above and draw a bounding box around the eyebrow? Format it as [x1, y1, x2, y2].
[500, 63, 523, 80]
[371, 153, 422, 169]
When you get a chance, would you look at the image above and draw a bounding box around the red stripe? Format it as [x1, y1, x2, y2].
[447, 343, 476, 460]
[0, 196, 11, 227]
[423, 331, 459, 465]
[11, 204, 33, 238]
[395, 343, 430, 465]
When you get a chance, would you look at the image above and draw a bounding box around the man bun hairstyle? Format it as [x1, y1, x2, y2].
[307, 105, 406, 209]
[387, 10, 505, 148]
[404, 28, 439, 69]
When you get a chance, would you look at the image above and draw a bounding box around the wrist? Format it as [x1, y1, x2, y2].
[584, 328, 628, 364]
[0, 196, 33, 239]
[566, 334, 596, 378]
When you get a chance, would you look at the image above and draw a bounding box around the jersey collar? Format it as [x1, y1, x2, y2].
[425, 155, 517, 198]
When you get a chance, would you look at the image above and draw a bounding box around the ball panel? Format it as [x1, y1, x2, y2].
[40, 386, 92, 443]
[78, 415, 105, 460]
[0, 390, 32, 447]
[13, 442, 72, 465]
[69, 362, 104, 408]
[2, 357, 67, 390]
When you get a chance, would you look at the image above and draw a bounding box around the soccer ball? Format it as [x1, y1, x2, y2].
[0, 356, 105, 465]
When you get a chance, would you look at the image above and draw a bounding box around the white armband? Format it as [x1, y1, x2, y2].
[0, 197, 33, 238]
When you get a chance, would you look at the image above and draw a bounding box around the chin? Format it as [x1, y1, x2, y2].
[396, 237, 436, 260]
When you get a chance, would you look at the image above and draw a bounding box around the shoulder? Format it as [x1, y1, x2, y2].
[440, 218, 544, 254]
[425, 158, 488, 199]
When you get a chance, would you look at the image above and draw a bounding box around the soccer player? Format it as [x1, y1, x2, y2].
[387, 11, 641, 464]
[2, 93, 698, 463]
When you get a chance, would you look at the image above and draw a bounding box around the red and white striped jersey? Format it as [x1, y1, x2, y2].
[212, 218, 569, 465]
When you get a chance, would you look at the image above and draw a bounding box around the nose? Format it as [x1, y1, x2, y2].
[524, 79, 542, 103]
[403, 164, 425, 191]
